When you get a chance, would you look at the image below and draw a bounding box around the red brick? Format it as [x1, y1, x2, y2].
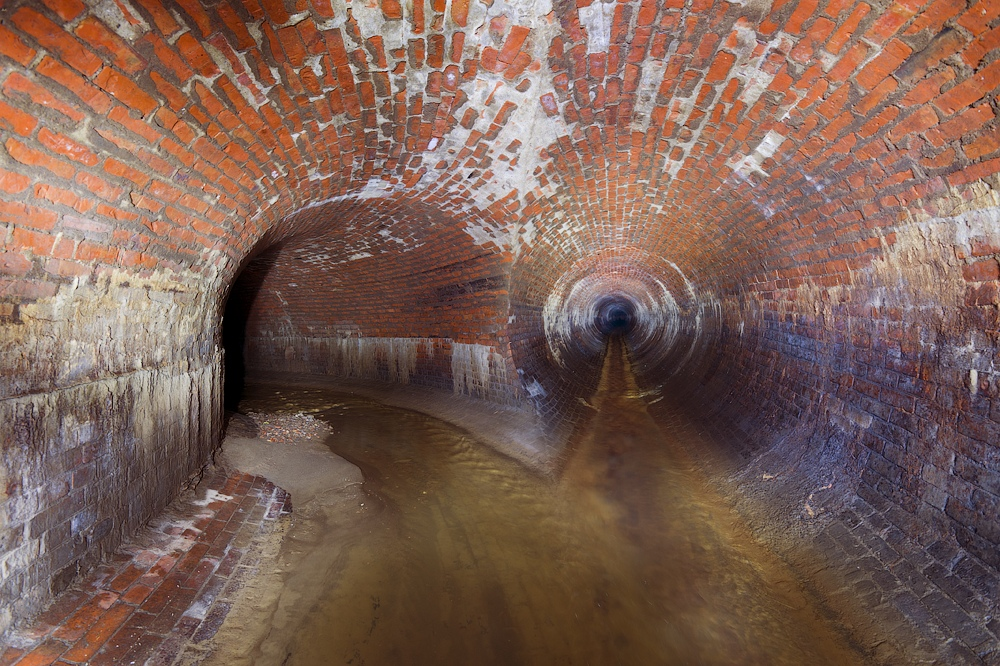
[34, 183, 85, 211]
[855, 77, 897, 115]
[193, 82, 227, 119]
[926, 104, 993, 146]
[96, 127, 143, 155]
[95, 203, 140, 223]
[276, 25, 308, 67]
[903, 68, 957, 105]
[108, 107, 164, 146]
[957, 0, 1000, 35]
[103, 158, 151, 188]
[75, 18, 146, 74]
[0, 252, 33, 276]
[887, 106, 938, 141]
[52, 234, 77, 261]
[141, 0, 182, 35]
[41, 0, 86, 20]
[451, 32, 466, 63]
[175, 33, 219, 77]
[503, 52, 533, 81]
[865, 1, 918, 42]
[785, 0, 820, 34]
[149, 180, 184, 204]
[108, 564, 148, 594]
[966, 282, 999, 307]
[44, 258, 91, 278]
[826, 3, 870, 53]
[898, 29, 964, 83]
[75, 240, 120, 264]
[260, 0, 290, 24]
[934, 59, 1000, 115]
[855, 39, 912, 91]
[0, 648, 25, 665]
[962, 25, 1000, 68]
[425, 33, 445, 69]
[0, 100, 38, 137]
[452, 0, 470, 26]
[11, 7, 102, 76]
[946, 156, 1000, 186]
[828, 42, 869, 83]
[971, 238, 1000, 257]
[5, 205, 58, 233]
[11, 638, 68, 666]
[540, 93, 559, 117]
[216, 3, 255, 49]
[480, 47, 501, 73]
[0, 24, 37, 65]
[75, 172, 124, 201]
[963, 259, 1000, 282]
[36, 57, 114, 115]
[144, 34, 195, 83]
[61, 603, 134, 663]
[0, 277, 58, 299]
[858, 105, 899, 138]
[121, 583, 155, 606]
[38, 128, 99, 167]
[0, 170, 32, 194]
[95, 67, 159, 116]
[299, 19, 326, 58]
[921, 146, 957, 170]
[130, 192, 164, 214]
[905, 0, 964, 35]
[375, 0, 400, 20]
[706, 51, 735, 83]
[964, 129, 1000, 161]
[174, 0, 215, 37]
[498, 26, 531, 65]
[5, 138, 77, 180]
[3, 72, 86, 124]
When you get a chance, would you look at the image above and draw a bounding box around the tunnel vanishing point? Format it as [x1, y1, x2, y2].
[0, 0, 999, 656]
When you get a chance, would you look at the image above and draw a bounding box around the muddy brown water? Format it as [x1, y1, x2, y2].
[222, 338, 870, 665]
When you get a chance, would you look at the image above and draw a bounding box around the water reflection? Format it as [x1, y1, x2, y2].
[236, 337, 868, 665]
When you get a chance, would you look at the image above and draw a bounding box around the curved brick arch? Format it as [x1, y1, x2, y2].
[1, 0, 999, 639]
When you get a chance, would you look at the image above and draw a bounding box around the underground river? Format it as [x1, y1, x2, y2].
[211, 337, 871, 665]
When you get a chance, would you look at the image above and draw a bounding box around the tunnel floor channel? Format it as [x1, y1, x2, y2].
[205, 336, 871, 666]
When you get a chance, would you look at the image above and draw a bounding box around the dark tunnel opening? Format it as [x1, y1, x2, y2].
[222, 249, 280, 411]
[221, 293, 248, 412]
[595, 299, 636, 336]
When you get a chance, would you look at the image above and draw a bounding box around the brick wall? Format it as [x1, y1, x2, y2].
[0, 272, 222, 635]
[671, 204, 1000, 567]
[0, 0, 998, 639]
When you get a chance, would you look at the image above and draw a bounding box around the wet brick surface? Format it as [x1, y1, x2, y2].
[816, 493, 1000, 665]
[0, 470, 290, 666]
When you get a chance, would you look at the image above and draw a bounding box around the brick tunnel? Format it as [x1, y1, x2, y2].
[1, 0, 999, 662]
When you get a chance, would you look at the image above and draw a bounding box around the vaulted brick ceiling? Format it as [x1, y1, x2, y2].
[1, 0, 993, 354]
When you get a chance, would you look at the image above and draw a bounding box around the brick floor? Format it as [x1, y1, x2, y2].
[651, 400, 1000, 665]
[0, 470, 290, 666]
[817, 492, 1000, 665]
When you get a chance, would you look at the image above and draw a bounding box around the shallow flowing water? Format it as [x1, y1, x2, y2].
[232, 338, 869, 665]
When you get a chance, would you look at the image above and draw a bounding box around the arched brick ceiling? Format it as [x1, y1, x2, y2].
[238, 197, 510, 342]
[2, 0, 993, 296]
